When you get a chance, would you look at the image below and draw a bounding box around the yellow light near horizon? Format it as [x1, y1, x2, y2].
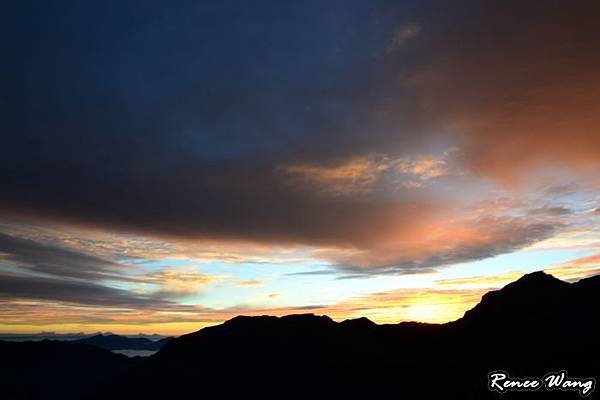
[403, 303, 451, 323]
[329, 289, 486, 325]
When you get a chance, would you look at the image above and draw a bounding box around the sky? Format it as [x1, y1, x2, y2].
[1, 0, 600, 335]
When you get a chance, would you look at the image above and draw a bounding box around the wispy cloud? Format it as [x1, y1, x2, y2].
[142, 267, 224, 298]
[235, 279, 264, 287]
[386, 23, 421, 53]
[280, 155, 390, 196]
[328, 215, 559, 274]
[0, 232, 132, 281]
[280, 151, 452, 195]
[0, 273, 171, 308]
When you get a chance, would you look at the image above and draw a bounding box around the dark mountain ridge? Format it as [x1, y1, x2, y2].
[1, 271, 598, 399]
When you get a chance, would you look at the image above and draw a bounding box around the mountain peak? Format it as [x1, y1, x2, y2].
[506, 270, 568, 290]
[339, 317, 376, 329]
[520, 270, 550, 279]
[458, 271, 572, 330]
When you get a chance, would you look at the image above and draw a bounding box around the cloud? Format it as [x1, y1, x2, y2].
[386, 23, 420, 53]
[0, 229, 225, 305]
[0, 159, 441, 252]
[281, 152, 451, 195]
[0, 273, 171, 308]
[433, 253, 600, 290]
[0, 220, 322, 266]
[1, 0, 599, 274]
[1, 260, 596, 333]
[329, 216, 558, 274]
[143, 267, 222, 298]
[236, 279, 264, 287]
[3, 1, 600, 335]
[0, 189, 568, 276]
[281, 155, 390, 196]
[394, 155, 448, 180]
[0, 283, 482, 329]
[529, 206, 571, 216]
[390, 1, 600, 184]
[285, 270, 337, 277]
[545, 252, 600, 281]
[434, 271, 528, 290]
[0, 232, 129, 281]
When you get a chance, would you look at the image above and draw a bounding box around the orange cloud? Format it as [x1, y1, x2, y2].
[236, 279, 264, 287]
[141, 267, 223, 297]
[281, 152, 451, 195]
[397, 3, 600, 184]
[325, 214, 556, 273]
[281, 155, 389, 195]
[394, 154, 449, 181]
[2, 197, 563, 277]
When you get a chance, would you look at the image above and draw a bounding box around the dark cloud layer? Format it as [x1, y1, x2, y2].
[2, 1, 599, 271]
[0, 231, 153, 307]
[0, 232, 124, 280]
[0, 273, 169, 308]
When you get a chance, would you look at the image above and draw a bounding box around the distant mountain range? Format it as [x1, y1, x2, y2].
[75, 334, 171, 351]
[1, 271, 598, 399]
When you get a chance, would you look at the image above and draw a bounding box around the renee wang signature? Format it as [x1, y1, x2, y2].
[488, 370, 596, 397]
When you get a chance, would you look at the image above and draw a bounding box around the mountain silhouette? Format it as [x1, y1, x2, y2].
[74, 334, 171, 351]
[0, 340, 138, 400]
[1, 271, 597, 399]
[460, 271, 570, 324]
